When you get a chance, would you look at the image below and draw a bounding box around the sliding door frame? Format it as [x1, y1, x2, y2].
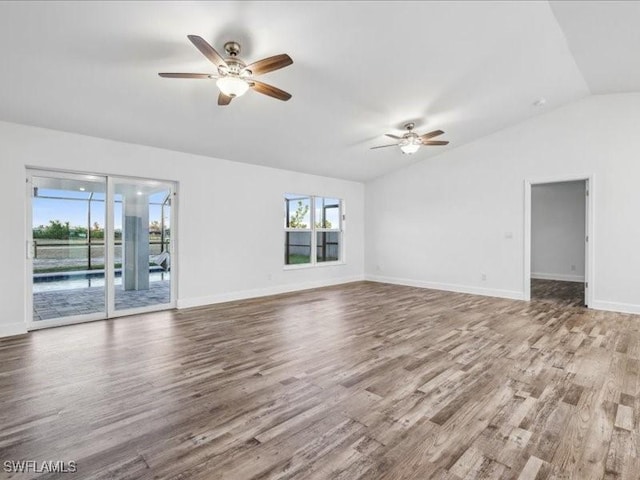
[26, 169, 109, 330]
[25, 167, 178, 331]
[107, 175, 178, 319]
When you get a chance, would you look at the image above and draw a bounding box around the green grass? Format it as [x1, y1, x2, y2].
[287, 254, 311, 265]
[286, 254, 340, 265]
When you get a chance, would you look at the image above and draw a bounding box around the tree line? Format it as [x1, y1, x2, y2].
[33, 220, 168, 240]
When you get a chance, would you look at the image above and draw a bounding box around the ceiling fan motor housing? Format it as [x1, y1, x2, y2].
[221, 57, 247, 76]
[224, 41, 241, 56]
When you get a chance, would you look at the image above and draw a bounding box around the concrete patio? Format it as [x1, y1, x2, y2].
[33, 279, 171, 321]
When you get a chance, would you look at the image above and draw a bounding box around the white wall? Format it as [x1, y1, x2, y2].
[0, 121, 365, 337]
[365, 93, 640, 313]
[531, 181, 585, 282]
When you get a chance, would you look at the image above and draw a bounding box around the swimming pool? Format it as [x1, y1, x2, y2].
[33, 269, 170, 292]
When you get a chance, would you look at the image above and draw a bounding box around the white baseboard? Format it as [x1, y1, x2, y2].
[364, 274, 525, 301]
[177, 275, 366, 309]
[365, 275, 640, 316]
[0, 322, 28, 338]
[531, 272, 585, 282]
[590, 300, 640, 315]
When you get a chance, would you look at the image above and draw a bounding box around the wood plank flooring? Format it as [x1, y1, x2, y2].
[0, 281, 639, 479]
[531, 279, 585, 308]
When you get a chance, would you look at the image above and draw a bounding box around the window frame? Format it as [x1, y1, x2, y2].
[284, 193, 344, 269]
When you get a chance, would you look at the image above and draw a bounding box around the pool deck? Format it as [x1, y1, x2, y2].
[33, 280, 171, 321]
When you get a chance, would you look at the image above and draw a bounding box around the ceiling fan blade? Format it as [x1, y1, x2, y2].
[188, 35, 228, 69]
[420, 130, 445, 141]
[158, 73, 212, 79]
[385, 134, 402, 140]
[250, 80, 292, 101]
[218, 93, 232, 106]
[370, 144, 398, 150]
[423, 140, 449, 146]
[245, 54, 293, 76]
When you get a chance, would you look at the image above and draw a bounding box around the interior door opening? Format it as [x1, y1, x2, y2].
[27, 169, 177, 330]
[524, 177, 591, 307]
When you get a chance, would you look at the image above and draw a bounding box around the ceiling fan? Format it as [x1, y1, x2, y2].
[371, 123, 449, 154]
[159, 35, 293, 105]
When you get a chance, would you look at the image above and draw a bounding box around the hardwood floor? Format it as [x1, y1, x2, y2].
[531, 279, 585, 308]
[1, 281, 638, 479]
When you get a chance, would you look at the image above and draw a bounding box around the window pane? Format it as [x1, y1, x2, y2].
[31, 175, 106, 321]
[315, 197, 340, 229]
[285, 231, 312, 264]
[284, 194, 311, 229]
[316, 231, 340, 263]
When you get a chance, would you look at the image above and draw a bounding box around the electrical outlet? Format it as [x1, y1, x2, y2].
[376, 265, 382, 272]
[481, 273, 487, 281]
[267, 273, 272, 281]
[571, 265, 576, 272]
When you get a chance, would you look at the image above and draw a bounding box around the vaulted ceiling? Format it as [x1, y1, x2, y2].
[0, 1, 637, 181]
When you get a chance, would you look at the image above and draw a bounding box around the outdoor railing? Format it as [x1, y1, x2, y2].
[33, 240, 170, 270]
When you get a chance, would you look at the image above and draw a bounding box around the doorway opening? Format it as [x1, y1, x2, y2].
[26, 169, 177, 330]
[524, 176, 592, 307]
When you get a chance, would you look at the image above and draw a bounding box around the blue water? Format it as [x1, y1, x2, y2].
[33, 271, 170, 292]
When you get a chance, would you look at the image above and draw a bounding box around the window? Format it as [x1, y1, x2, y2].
[315, 196, 341, 263]
[284, 194, 343, 266]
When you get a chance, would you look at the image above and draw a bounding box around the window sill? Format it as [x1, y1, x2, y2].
[283, 261, 346, 271]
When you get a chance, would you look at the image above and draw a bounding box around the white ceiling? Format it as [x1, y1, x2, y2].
[549, 1, 640, 94]
[0, 1, 635, 182]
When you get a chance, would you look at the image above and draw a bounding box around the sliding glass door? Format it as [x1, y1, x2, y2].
[29, 172, 108, 324]
[110, 177, 174, 313]
[27, 169, 177, 329]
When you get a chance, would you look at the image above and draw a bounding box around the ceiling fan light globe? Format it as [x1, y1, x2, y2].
[400, 143, 420, 154]
[399, 135, 421, 154]
[216, 76, 249, 97]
